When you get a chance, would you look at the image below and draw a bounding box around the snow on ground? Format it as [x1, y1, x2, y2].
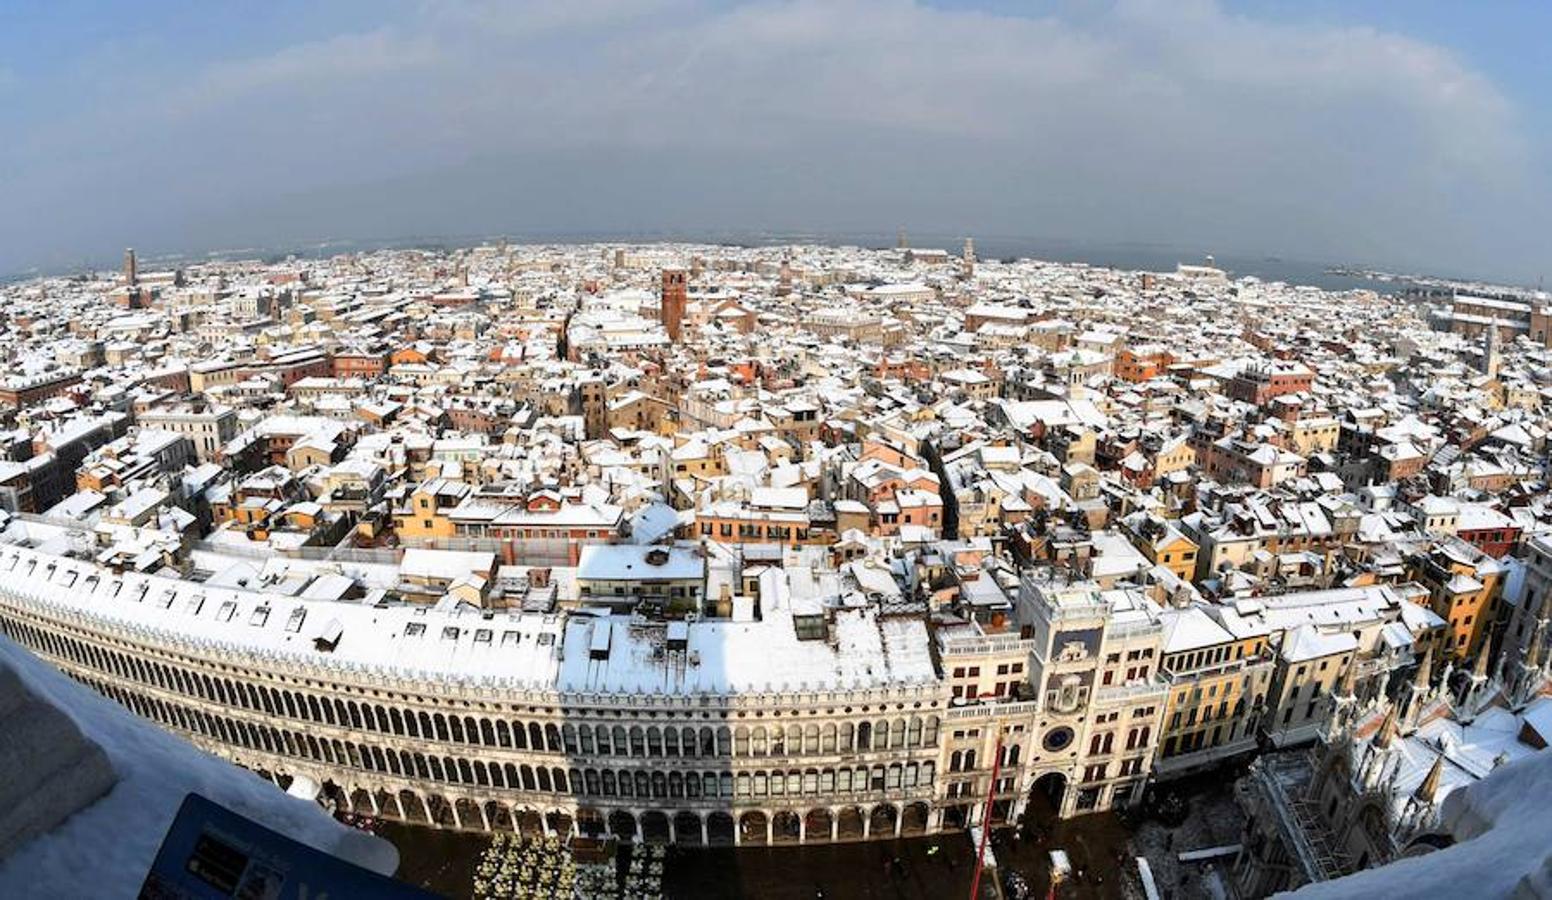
[1129, 777, 1246, 900]
[0, 636, 396, 900]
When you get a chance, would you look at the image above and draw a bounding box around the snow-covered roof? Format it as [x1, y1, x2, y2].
[576, 545, 703, 582]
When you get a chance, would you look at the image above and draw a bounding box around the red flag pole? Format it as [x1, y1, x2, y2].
[969, 729, 1004, 900]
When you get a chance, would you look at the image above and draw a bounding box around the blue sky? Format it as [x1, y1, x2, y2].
[1, 1, 1547, 282]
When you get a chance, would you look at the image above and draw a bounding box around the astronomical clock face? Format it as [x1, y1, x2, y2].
[1042, 725, 1075, 753]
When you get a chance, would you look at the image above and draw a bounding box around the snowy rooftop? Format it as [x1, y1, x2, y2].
[0, 544, 933, 697]
[576, 544, 704, 582]
[556, 603, 935, 696]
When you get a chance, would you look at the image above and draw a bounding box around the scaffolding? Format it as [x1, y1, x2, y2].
[1254, 750, 1351, 883]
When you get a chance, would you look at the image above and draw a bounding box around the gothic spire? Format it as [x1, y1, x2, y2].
[1471, 645, 1492, 681]
[1412, 645, 1434, 693]
[1413, 751, 1446, 804]
[1374, 705, 1400, 750]
[1338, 656, 1359, 699]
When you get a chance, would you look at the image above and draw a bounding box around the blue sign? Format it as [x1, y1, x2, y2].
[138, 793, 438, 900]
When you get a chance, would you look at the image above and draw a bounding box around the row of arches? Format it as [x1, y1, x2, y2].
[72, 673, 580, 797]
[321, 780, 937, 847]
[728, 718, 940, 756]
[2, 617, 941, 765]
[66, 670, 941, 810]
[2, 618, 572, 753]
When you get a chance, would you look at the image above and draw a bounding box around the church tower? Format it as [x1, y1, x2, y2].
[660, 269, 687, 343]
[1483, 319, 1502, 378]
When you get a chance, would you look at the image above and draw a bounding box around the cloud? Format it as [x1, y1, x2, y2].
[166, 29, 441, 115]
[1, 0, 1543, 281]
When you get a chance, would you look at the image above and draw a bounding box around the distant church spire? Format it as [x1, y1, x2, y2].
[1483, 319, 1502, 378]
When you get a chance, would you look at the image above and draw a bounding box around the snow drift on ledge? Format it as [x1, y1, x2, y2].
[0, 636, 397, 900]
